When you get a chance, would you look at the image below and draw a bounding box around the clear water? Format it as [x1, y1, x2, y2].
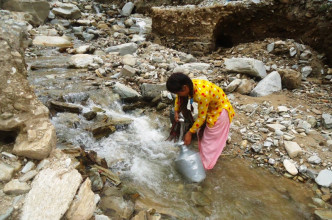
[26, 48, 314, 219]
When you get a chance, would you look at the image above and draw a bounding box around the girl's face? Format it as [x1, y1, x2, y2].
[176, 85, 190, 97]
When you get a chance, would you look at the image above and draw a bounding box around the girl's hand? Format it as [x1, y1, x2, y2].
[174, 111, 179, 122]
[184, 131, 192, 146]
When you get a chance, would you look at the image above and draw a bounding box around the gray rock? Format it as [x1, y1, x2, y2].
[224, 58, 267, 78]
[174, 62, 210, 73]
[268, 158, 275, 165]
[52, 3, 81, 19]
[112, 82, 141, 101]
[250, 71, 282, 97]
[121, 2, 135, 16]
[141, 83, 166, 100]
[301, 66, 312, 79]
[284, 141, 302, 158]
[19, 170, 38, 182]
[315, 169, 332, 187]
[235, 79, 255, 94]
[322, 113, 332, 129]
[106, 43, 138, 55]
[267, 124, 286, 131]
[95, 215, 110, 220]
[121, 65, 136, 77]
[225, 79, 242, 93]
[122, 54, 136, 66]
[289, 47, 297, 57]
[267, 43, 274, 52]
[251, 144, 262, 153]
[299, 165, 307, 173]
[308, 155, 322, 164]
[307, 169, 318, 179]
[21, 161, 35, 174]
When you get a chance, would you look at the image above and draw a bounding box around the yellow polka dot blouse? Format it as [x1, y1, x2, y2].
[174, 79, 235, 133]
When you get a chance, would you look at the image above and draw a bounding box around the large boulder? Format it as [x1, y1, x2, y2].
[250, 71, 282, 97]
[278, 69, 301, 89]
[0, 11, 56, 160]
[2, 0, 50, 26]
[224, 58, 267, 78]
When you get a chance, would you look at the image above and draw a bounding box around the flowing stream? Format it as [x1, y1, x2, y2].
[26, 46, 315, 219]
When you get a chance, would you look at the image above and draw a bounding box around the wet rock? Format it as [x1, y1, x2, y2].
[141, 83, 166, 100]
[83, 111, 97, 121]
[52, 3, 81, 19]
[322, 113, 332, 129]
[121, 2, 135, 17]
[105, 43, 138, 55]
[33, 35, 72, 47]
[250, 71, 282, 97]
[89, 122, 116, 139]
[4, 179, 30, 195]
[267, 43, 274, 52]
[2, 0, 50, 26]
[315, 170, 332, 187]
[301, 66, 312, 79]
[50, 101, 82, 114]
[283, 159, 298, 175]
[224, 58, 267, 78]
[21, 155, 82, 220]
[121, 65, 136, 77]
[308, 155, 322, 164]
[99, 196, 134, 219]
[88, 169, 103, 191]
[69, 54, 100, 68]
[112, 82, 141, 101]
[191, 191, 211, 206]
[284, 141, 302, 158]
[0, 162, 15, 182]
[314, 209, 332, 220]
[278, 69, 301, 89]
[66, 178, 96, 220]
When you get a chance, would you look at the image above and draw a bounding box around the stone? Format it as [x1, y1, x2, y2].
[301, 66, 312, 78]
[289, 47, 297, 57]
[99, 196, 134, 219]
[235, 79, 255, 94]
[21, 158, 82, 220]
[284, 141, 302, 158]
[4, 179, 30, 195]
[66, 178, 96, 220]
[277, 106, 288, 112]
[33, 36, 72, 48]
[21, 161, 35, 173]
[322, 113, 332, 129]
[297, 120, 312, 131]
[121, 65, 136, 77]
[75, 45, 90, 54]
[83, 111, 97, 121]
[250, 71, 282, 97]
[224, 58, 267, 78]
[267, 124, 286, 131]
[315, 170, 332, 187]
[283, 159, 298, 175]
[69, 54, 97, 68]
[268, 158, 275, 165]
[19, 170, 38, 182]
[0, 162, 15, 182]
[299, 165, 307, 173]
[112, 82, 141, 101]
[95, 215, 110, 220]
[122, 54, 136, 66]
[308, 155, 322, 164]
[52, 3, 81, 19]
[121, 2, 135, 16]
[225, 79, 242, 93]
[267, 43, 274, 52]
[278, 69, 302, 89]
[105, 43, 138, 56]
[174, 63, 210, 73]
[314, 209, 332, 220]
[2, 0, 50, 26]
[141, 83, 166, 100]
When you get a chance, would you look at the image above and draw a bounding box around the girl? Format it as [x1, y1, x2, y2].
[166, 73, 235, 170]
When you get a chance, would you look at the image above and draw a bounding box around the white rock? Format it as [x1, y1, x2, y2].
[66, 178, 96, 220]
[284, 141, 302, 158]
[301, 66, 312, 78]
[122, 54, 136, 66]
[19, 170, 38, 182]
[174, 62, 210, 73]
[0, 162, 15, 182]
[268, 158, 275, 165]
[69, 54, 96, 68]
[308, 155, 322, 164]
[4, 179, 30, 195]
[250, 71, 282, 97]
[224, 58, 266, 78]
[21, 161, 35, 174]
[277, 106, 288, 112]
[315, 170, 332, 187]
[267, 124, 286, 131]
[36, 159, 50, 171]
[267, 43, 274, 52]
[33, 36, 72, 48]
[21, 164, 82, 220]
[95, 215, 110, 220]
[75, 45, 90, 54]
[283, 159, 298, 175]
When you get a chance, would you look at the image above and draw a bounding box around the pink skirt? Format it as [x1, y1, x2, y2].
[198, 109, 230, 170]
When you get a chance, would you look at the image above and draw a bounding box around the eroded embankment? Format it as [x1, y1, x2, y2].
[151, 0, 332, 65]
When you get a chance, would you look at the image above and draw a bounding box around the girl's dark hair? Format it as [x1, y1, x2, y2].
[166, 72, 193, 97]
[166, 72, 194, 113]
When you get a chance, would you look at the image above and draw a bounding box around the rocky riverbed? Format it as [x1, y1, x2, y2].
[0, 0, 331, 219]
